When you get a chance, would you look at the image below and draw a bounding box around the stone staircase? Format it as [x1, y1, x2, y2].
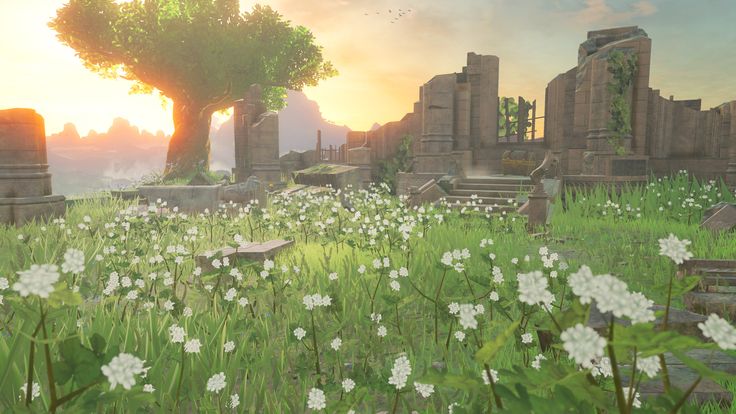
[443, 176, 533, 214]
[681, 260, 736, 320]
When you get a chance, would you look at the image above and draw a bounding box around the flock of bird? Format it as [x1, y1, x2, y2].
[364, 8, 413, 23]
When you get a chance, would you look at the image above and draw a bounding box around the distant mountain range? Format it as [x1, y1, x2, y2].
[46, 91, 353, 195]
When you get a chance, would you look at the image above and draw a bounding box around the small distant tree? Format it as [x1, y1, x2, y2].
[50, 0, 336, 178]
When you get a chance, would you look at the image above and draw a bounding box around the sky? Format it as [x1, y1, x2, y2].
[1, 0, 735, 136]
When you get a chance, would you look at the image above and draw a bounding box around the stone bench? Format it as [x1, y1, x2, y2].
[195, 239, 294, 273]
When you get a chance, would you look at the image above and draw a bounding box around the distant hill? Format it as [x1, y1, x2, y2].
[46, 91, 353, 195]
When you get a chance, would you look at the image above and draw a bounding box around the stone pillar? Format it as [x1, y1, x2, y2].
[415, 74, 457, 174]
[727, 101, 736, 186]
[466, 53, 500, 149]
[233, 85, 282, 184]
[232, 99, 249, 182]
[0, 108, 65, 226]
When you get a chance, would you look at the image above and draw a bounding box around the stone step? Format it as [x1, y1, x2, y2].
[622, 349, 735, 406]
[684, 292, 736, 320]
[443, 202, 517, 214]
[705, 285, 736, 293]
[588, 304, 708, 339]
[448, 189, 523, 198]
[195, 239, 294, 273]
[461, 176, 532, 185]
[445, 196, 516, 205]
[700, 274, 736, 287]
[456, 182, 533, 191]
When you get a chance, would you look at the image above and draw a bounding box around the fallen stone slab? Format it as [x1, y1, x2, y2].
[622, 349, 736, 406]
[700, 203, 736, 233]
[196, 239, 294, 273]
[588, 303, 708, 339]
[138, 185, 222, 213]
[684, 292, 736, 320]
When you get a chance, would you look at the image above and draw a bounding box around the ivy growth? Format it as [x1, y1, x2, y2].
[376, 135, 414, 194]
[606, 49, 638, 156]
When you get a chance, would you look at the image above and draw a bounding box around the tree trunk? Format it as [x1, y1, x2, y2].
[164, 101, 212, 179]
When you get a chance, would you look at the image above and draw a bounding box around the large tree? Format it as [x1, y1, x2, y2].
[50, 0, 336, 178]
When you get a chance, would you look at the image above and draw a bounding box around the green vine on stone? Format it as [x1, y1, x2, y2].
[606, 49, 637, 156]
[376, 135, 413, 194]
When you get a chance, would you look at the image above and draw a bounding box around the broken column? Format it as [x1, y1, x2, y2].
[414, 74, 457, 174]
[233, 85, 282, 184]
[0, 108, 65, 226]
[726, 101, 736, 186]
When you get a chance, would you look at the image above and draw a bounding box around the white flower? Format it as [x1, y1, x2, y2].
[330, 337, 342, 351]
[229, 393, 240, 408]
[101, 353, 146, 390]
[481, 368, 499, 384]
[658, 234, 693, 264]
[390, 280, 400, 291]
[637, 355, 661, 378]
[307, 387, 326, 411]
[590, 357, 612, 378]
[163, 300, 175, 311]
[516, 271, 554, 308]
[342, 378, 355, 393]
[263, 259, 275, 271]
[328, 272, 338, 281]
[458, 304, 480, 330]
[377, 325, 387, 337]
[624, 386, 642, 408]
[531, 354, 546, 370]
[521, 333, 533, 344]
[448, 302, 460, 315]
[169, 325, 186, 343]
[561, 324, 607, 369]
[19, 382, 41, 400]
[0, 277, 8, 290]
[489, 291, 499, 302]
[183, 307, 193, 317]
[143, 384, 155, 393]
[184, 339, 202, 353]
[568, 266, 596, 304]
[224, 341, 235, 353]
[388, 355, 412, 390]
[454, 331, 466, 342]
[698, 314, 736, 350]
[62, 248, 85, 274]
[224, 288, 237, 302]
[13, 264, 60, 298]
[206, 372, 226, 393]
[294, 327, 307, 341]
[414, 382, 434, 398]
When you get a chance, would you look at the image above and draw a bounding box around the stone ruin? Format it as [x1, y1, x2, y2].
[233, 84, 282, 185]
[345, 27, 736, 195]
[0, 108, 65, 226]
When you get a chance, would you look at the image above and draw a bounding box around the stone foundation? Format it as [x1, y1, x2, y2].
[138, 185, 222, 212]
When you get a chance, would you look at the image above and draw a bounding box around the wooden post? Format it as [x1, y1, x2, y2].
[316, 130, 322, 162]
[517, 96, 527, 143]
[531, 100, 537, 140]
[504, 98, 510, 142]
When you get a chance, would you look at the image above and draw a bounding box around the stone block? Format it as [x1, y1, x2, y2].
[138, 185, 222, 212]
[700, 203, 736, 232]
[293, 164, 362, 190]
[196, 239, 294, 273]
[222, 176, 266, 205]
[347, 147, 371, 166]
[0, 195, 66, 226]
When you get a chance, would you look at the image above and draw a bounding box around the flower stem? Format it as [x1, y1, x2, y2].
[175, 345, 186, 407]
[310, 310, 321, 376]
[390, 390, 400, 414]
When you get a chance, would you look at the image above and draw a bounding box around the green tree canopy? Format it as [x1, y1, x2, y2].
[50, 0, 336, 177]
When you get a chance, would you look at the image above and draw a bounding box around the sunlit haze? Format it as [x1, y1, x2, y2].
[1, 0, 734, 136]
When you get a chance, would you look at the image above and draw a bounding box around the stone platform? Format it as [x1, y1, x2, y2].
[196, 239, 294, 273]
